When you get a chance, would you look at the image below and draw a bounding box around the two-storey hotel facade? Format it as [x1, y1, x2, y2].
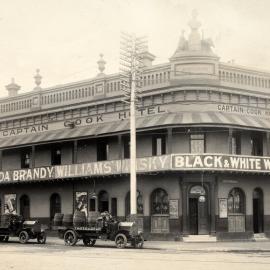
[1, 14, 270, 240]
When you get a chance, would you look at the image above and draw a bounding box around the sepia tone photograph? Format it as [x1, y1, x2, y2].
[0, 0, 270, 269]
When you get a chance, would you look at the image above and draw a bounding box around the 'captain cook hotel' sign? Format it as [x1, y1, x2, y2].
[1, 102, 270, 138]
[2, 154, 270, 183]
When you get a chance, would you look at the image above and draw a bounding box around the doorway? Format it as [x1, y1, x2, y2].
[253, 188, 264, 233]
[20, 195, 30, 219]
[188, 185, 209, 235]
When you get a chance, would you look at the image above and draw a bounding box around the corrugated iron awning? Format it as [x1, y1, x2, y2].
[0, 112, 268, 148]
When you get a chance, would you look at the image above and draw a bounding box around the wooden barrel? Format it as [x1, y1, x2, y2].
[73, 211, 86, 227]
[53, 213, 64, 226]
[62, 214, 73, 227]
[87, 211, 100, 227]
[0, 214, 12, 227]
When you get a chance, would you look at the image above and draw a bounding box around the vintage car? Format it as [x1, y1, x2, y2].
[0, 214, 46, 244]
[56, 212, 144, 248]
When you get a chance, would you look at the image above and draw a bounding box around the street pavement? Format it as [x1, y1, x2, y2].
[0, 237, 270, 270]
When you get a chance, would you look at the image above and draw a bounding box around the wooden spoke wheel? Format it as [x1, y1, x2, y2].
[64, 230, 78, 246]
[115, 233, 127, 249]
[37, 232, 47, 244]
[19, 231, 29, 244]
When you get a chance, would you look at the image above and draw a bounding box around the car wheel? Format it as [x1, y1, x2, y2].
[37, 232, 46, 244]
[64, 230, 78, 246]
[115, 233, 127, 249]
[0, 236, 5, 242]
[83, 238, 96, 247]
[19, 231, 29, 244]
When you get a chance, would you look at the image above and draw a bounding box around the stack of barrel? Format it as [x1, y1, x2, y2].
[0, 214, 12, 228]
[87, 211, 100, 227]
[53, 211, 100, 227]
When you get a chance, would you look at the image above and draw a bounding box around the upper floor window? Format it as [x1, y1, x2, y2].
[51, 146, 61, 165]
[21, 150, 31, 169]
[190, 134, 205, 153]
[232, 132, 241, 155]
[152, 135, 166, 156]
[251, 134, 263, 156]
[97, 139, 109, 161]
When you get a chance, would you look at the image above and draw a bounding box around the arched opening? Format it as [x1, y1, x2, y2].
[125, 190, 144, 217]
[228, 188, 246, 232]
[98, 191, 109, 213]
[50, 193, 61, 220]
[150, 188, 169, 233]
[188, 185, 209, 235]
[253, 188, 264, 233]
[20, 195, 30, 219]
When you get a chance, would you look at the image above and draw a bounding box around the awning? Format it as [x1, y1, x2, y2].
[0, 111, 269, 148]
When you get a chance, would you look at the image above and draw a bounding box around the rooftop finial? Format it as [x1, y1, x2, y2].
[97, 54, 106, 76]
[189, 9, 201, 31]
[33, 69, 42, 91]
[6, 78, 21, 97]
[188, 9, 202, 51]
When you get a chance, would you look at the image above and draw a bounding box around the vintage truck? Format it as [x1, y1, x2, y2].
[0, 214, 46, 244]
[55, 212, 144, 248]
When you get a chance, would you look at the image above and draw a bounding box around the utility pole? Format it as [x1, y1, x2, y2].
[120, 32, 147, 219]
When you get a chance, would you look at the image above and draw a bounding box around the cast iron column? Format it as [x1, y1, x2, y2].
[31, 145, 35, 168]
[181, 182, 189, 235]
[0, 150, 2, 170]
[210, 179, 216, 235]
[167, 128, 172, 154]
[72, 140, 78, 164]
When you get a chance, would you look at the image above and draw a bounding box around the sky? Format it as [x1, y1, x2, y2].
[0, 0, 269, 97]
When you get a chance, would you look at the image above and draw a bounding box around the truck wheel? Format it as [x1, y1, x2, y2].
[19, 231, 29, 244]
[83, 238, 96, 247]
[115, 233, 127, 249]
[64, 230, 77, 246]
[37, 232, 47, 244]
[4, 236, 9, 242]
[136, 235, 144, 249]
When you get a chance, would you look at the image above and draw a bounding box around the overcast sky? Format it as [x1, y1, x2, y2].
[0, 0, 269, 97]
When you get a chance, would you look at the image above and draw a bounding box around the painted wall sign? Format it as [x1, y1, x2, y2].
[0, 105, 166, 139]
[3, 153, 270, 184]
[172, 154, 270, 173]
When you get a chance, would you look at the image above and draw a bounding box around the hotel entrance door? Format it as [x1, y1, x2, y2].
[189, 185, 209, 235]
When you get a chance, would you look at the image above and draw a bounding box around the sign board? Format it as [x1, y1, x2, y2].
[169, 199, 179, 219]
[4, 194, 17, 214]
[219, 198, 228, 218]
[172, 154, 270, 173]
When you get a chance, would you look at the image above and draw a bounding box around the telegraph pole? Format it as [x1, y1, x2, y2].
[120, 32, 146, 218]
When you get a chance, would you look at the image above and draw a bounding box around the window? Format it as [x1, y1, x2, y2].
[111, 198, 117, 218]
[228, 188, 245, 214]
[51, 145, 61, 165]
[151, 188, 169, 215]
[21, 150, 31, 169]
[232, 132, 241, 155]
[97, 139, 109, 161]
[190, 134, 205, 153]
[251, 134, 263, 156]
[89, 198, 96, 211]
[152, 135, 166, 156]
[50, 193, 61, 220]
[123, 137, 130, 159]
